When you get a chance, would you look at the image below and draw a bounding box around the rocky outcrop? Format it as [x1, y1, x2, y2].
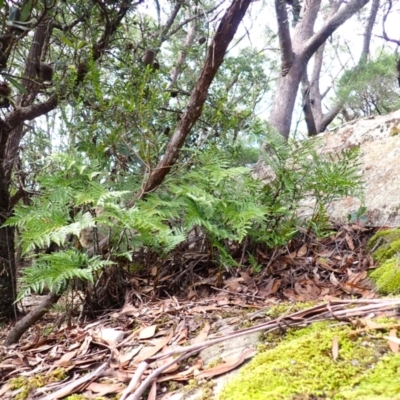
[320, 109, 400, 227]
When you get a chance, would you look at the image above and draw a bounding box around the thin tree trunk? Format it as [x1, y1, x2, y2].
[269, 0, 370, 138]
[4, 291, 62, 346]
[133, 0, 252, 198]
[0, 150, 17, 319]
[269, 56, 307, 139]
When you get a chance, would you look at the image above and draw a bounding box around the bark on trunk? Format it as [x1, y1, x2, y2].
[269, 0, 370, 138]
[132, 0, 252, 199]
[269, 55, 307, 139]
[0, 155, 17, 320]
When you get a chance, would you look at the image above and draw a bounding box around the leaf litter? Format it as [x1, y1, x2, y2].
[0, 222, 398, 399]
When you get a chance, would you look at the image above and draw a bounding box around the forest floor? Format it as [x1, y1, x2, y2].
[1, 223, 400, 399]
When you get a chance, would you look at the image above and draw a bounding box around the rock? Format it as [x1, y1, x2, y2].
[320, 110, 400, 227]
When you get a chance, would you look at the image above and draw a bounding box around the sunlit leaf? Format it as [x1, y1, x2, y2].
[5, 76, 27, 94]
[20, 0, 33, 22]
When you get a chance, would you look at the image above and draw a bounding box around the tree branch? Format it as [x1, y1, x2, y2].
[161, 1, 182, 39]
[304, 0, 370, 60]
[360, 0, 380, 61]
[165, 1, 224, 40]
[301, 73, 318, 136]
[131, 0, 252, 202]
[166, 7, 198, 90]
[381, 0, 400, 45]
[317, 103, 342, 132]
[275, 0, 293, 75]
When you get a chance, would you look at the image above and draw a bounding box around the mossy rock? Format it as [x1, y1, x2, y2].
[368, 228, 400, 294]
[217, 321, 400, 400]
[368, 228, 400, 263]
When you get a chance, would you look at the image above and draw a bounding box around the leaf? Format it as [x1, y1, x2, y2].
[133, 334, 172, 363]
[139, 325, 157, 340]
[61, 37, 74, 48]
[195, 348, 256, 380]
[5, 76, 27, 94]
[55, 350, 77, 366]
[147, 381, 157, 400]
[191, 321, 210, 345]
[387, 329, 399, 354]
[86, 382, 124, 396]
[297, 244, 307, 257]
[345, 233, 355, 251]
[20, 0, 33, 22]
[384, 336, 400, 345]
[332, 336, 339, 361]
[0, 0, 4, 9]
[77, 40, 87, 49]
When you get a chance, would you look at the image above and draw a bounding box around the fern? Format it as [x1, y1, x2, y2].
[17, 250, 113, 300]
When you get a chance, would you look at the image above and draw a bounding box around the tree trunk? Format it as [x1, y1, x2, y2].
[0, 151, 17, 320]
[269, 0, 370, 138]
[0, 2, 136, 328]
[269, 55, 307, 139]
[132, 0, 253, 199]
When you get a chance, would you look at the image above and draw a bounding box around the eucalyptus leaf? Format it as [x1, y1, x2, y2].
[20, 0, 33, 22]
[5, 76, 28, 94]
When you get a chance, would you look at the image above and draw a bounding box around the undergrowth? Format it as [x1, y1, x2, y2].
[4, 131, 363, 302]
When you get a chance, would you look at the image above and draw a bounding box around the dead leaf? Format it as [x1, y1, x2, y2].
[332, 336, 339, 361]
[330, 273, 340, 287]
[120, 346, 143, 367]
[345, 234, 355, 251]
[387, 329, 399, 354]
[157, 359, 203, 382]
[133, 333, 173, 363]
[55, 351, 77, 366]
[87, 382, 124, 396]
[191, 322, 210, 345]
[147, 381, 157, 400]
[77, 334, 92, 356]
[195, 348, 256, 380]
[150, 266, 158, 276]
[297, 244, 308, 257]
[139, 325, 157, 340]
[0, 383, 12, 397]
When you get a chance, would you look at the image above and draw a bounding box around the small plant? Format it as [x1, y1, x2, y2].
[5, 129, 363, 299]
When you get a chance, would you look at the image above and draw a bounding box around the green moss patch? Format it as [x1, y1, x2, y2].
[368, 228, 400, 294]
[217, 322, 399, 400]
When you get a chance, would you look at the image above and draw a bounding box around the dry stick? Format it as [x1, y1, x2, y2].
[120, 361, 149, 400]
[128, 348, 207, 400]
[39, 360, 109, 400]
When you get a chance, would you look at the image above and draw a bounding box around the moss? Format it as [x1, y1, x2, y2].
[338, 354, 400, 399]
[9, 368, 67, 400]
[368, 229, 400, 262]
[370, 259, 400, 294]
[217, 322, 390, 400]
[265, 301, 317, 320]
[368, 228, 400, 294]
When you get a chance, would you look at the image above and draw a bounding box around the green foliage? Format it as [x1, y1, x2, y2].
[258, 131, 363, 239]
[6, 129, 363, 296]
[17, 250, 112, 300]
[336, 52, 400, 118]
